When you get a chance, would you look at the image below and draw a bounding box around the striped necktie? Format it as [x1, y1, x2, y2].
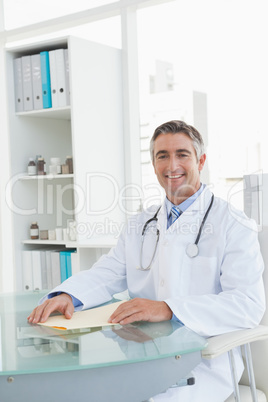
[170, 206, 181, 225]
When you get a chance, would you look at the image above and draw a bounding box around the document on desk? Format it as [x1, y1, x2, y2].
[38, 300, 127, 331]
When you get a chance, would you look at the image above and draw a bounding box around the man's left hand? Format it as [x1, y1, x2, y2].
[108, 298, 172, 325]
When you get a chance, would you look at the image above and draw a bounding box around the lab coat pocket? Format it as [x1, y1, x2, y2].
[182, 255, 219, 295]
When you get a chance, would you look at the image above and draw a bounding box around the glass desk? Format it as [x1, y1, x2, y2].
[0, 291, 207, 402]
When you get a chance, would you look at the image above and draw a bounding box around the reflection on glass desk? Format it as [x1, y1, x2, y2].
[0, 291, 207, 402]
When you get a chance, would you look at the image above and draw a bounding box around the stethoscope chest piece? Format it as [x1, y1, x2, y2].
[139, 193, 214, 267]
[186, 243, 199, 258]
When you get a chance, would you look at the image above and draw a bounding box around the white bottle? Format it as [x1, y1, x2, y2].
[68, 221, 77, 241]
[27, 158, 37, 175]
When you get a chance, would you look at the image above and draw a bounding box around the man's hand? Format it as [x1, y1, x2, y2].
[108, 298, 172, 325]
[27, 293, 74, 324]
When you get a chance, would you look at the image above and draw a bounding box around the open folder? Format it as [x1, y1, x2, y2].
[37, 301, 126, 331]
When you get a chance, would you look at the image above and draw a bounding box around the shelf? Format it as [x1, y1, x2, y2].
[22, 240, 74, 246]
[16, 106, 71, 120]
[22, 237, 117, 248]
[19, 173, 74, 180]
[72, 237, 117, 248]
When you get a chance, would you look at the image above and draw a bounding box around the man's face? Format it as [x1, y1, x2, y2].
[153, 132, 206, 204]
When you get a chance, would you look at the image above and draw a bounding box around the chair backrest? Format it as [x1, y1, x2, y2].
[258, 226, 268, 325]
[240, 226, 268, 396]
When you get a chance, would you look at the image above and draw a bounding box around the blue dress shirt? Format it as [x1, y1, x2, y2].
[166, 183, 205, 229]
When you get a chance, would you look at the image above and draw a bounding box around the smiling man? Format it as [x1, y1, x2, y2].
[152, 122, 206, 205]
[28, 120, 265, 402]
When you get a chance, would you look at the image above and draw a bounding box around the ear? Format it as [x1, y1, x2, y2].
[198, 154, 206, 172]
[152, 159, 156, 174]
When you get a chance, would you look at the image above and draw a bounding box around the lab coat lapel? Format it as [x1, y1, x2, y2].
[155, 201, 168, 234]
[152, 187, 213, 234]
[168, 186, 213, 229]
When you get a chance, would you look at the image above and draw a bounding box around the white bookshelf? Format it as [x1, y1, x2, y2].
[5, 36, 125, 291]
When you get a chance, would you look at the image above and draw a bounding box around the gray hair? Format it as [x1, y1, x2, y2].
[150, 120, 205, 162]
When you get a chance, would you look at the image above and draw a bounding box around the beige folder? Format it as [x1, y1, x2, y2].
[38, 300, 126, 331]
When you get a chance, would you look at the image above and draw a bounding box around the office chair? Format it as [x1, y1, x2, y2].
[202, 227, 268, 402]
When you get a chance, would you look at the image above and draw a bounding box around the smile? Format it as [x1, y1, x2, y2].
[166, 174, 184, 179]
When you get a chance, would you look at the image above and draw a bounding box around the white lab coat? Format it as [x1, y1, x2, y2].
[47, 187, 265, 401]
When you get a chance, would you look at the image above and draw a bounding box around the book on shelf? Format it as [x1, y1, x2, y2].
[22, 248, 78, 292]
[21, 55, 34, 111]
[50, 249, 62, 288]
[13, 47, 70, 113]
[40, 51, 52, 109]
[13, 58, 24, 112]
[59, 249, 76, 282]
[64, 49, 70, 106]
[31, 250, 46, 291]
[31, 54, 43, 110]
[55, 49, 69, 107]
[49, 50, 58, 108]
[49, 49, 69, 108]
[71, 250, 79, 276]
[22, 250, 33, 291]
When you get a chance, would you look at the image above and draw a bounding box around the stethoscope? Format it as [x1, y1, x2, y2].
[139, 194, 214, 270]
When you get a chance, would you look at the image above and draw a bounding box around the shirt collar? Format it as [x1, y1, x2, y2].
[165, 183, 206, 217]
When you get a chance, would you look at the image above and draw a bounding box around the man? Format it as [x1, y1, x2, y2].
[28, 120, 265, 401]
